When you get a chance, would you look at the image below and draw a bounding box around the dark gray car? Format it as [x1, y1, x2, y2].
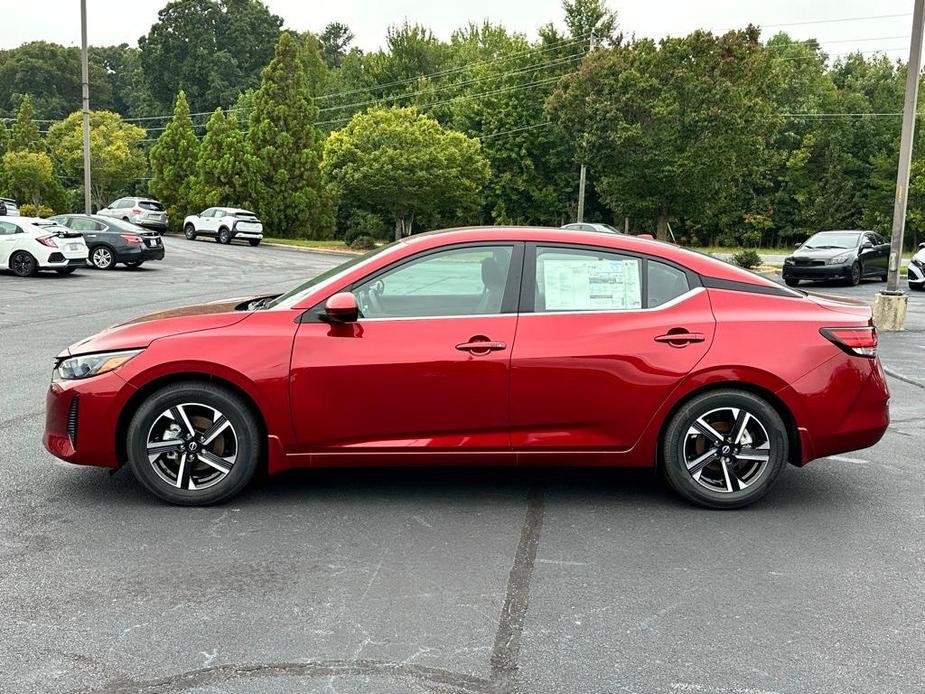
[782, 230, 889, 287]
[50, 214, 165, 270]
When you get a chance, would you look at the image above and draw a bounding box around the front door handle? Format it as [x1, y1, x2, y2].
[654, 331, 705, 347]
[456, 336, 507, 354]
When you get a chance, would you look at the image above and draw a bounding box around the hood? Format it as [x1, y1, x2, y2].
[60, 296, 261, 358]
[789, 246, 856, 261]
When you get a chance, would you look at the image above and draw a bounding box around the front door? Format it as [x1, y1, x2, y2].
[509, 244, 715, 452]
[289, 243, 523, 453]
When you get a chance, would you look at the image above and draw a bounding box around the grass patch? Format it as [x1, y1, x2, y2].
[262, 237, 359, 253]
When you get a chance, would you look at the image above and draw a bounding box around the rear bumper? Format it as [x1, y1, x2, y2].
[44, 372, 133, 468]
[782, 263, 852, 281]
[115, 245, 165, 262]
[232, 229, 264, 240]
[780, 355, 890, 465]
[39, 254, 87, 269]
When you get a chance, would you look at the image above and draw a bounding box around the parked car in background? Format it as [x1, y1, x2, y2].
[0, 217, 87, 276]
[0, 197, 20, 216]
[44, 227, 889, 509]
[97, 197, 168, 232]
[782, 230, 889, 287]
[908, 242, 925, 290]
[183, 207, 264, 246]
[51, 214, 165, 270]
[562, 222, 621, 234]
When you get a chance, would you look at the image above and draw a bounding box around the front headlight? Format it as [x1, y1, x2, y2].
[827, 253, 852, 265]
[54, 349, 142, 381]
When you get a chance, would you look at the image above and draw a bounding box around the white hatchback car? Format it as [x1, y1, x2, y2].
[183, 207, 264, 246]
[0, 217, 89, 277]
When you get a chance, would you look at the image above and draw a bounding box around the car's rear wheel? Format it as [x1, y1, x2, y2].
[249, 239, 261, 247]
[126, 382, 261, 505]
[218, 228, 231, 244]
[90, 245, 116, 270]
[184, 224, 197, 240]
[661, 389, 788, 509]
[10, 251, 38, 277]
[784, 278, 800, 287]
[848, 261, 862, 286]
[56, 267, 77, 275]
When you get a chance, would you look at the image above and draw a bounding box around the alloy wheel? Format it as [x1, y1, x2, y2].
[92, 247, 114, 270]
[146, 403, 237, 491]
[682, 406, 771, 494]
[11, 251, 36, 277]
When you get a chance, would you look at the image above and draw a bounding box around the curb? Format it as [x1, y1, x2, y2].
[162, 232, 360, 257]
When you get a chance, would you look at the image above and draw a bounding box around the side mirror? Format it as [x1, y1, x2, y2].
[324, 292, 359, 323]
[793, 242, 802, 249]
[861, 241, 873, 250]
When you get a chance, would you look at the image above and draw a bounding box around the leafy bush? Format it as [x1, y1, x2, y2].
[731, 248, 762, 269]
[19, 203, 54, 217]
[349, 234, 377, 250]
[344, 209, 389, 243]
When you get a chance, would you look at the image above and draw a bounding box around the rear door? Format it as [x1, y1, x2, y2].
[0, 220, 21, 263]
[509, 243, 715, 451]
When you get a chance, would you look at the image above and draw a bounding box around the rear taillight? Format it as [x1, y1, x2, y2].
[36, 235, 58, 248]
[120, 234, 143, 244]
[820, 326, 878, 358]
[131, 207, 142, 215]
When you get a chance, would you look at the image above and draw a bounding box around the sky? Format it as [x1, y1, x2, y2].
[0, 0, 918, 62]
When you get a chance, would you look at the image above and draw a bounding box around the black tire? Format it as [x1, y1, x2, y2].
[56, 267, 77, 275]
[218, 227, 231, 244]
[848, 261, 861, 286]
[784, 278, 800, 287]
[249, 239, 261, 247]
[661, 389, 788, 509]
[90, 245, 116, 270]
[10, 250, 38, 277]
[126, 382, 261, 506]
[125, 260, 144, 269]
[184, 224, 197, 240]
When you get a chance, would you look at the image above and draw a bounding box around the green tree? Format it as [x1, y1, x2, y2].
[46, 110, 147, 211]
[319, 22, 355, 69]
[138, 0, 283, 112]
[549, 29, 776, 241]
[246, 32, 332, 238]
[196, 107, 247, 206]
[322, 107, 490, 239]
[1, 150, 61, 209]
[149, 90, 200, 226]
[9, 95, 42, 152]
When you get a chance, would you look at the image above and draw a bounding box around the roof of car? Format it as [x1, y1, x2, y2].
[213, 207, 255, 214]
[401, 226, 784, 289]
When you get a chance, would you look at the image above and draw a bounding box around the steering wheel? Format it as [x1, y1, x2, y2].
[357, 280, 385, 316]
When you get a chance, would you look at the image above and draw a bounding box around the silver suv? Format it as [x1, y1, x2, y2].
[98, 197, 168, 232]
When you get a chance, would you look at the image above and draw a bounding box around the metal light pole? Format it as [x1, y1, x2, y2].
[80, 0, 92, 214]
[575, 31, 595, 223]
[874, 0, 925, 330]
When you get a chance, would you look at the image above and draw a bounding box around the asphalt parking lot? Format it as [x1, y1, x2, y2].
[2, 237, 924, 694]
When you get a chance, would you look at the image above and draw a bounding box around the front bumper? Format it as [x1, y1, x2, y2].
[44, 371, 133, 468]
[782, 262, 852, 281]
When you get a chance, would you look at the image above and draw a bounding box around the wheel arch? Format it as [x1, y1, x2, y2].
[9, 248, 37, 269]
[655, 380, 801, 469]
[115, 371, 269, 469]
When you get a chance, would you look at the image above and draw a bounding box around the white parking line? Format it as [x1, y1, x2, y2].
[826, 455, 868, 465]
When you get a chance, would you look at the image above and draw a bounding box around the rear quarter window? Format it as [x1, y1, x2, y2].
[647, 261, 691, 307]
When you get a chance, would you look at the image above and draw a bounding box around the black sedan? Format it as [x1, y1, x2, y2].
[50, 215, 165, 270]
[782, 230, 889, 287]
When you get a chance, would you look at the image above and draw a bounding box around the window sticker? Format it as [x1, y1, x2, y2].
[543, 256, 641, 310]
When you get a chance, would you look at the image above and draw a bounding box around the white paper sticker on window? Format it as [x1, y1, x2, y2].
[543, 256, 641, 310]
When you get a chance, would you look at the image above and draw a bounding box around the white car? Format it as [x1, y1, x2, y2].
[909, 242, 925, 290]
[183, 207, 264, 246]
[0, 217, 88, 277]
[1, 197, 20, 215]
[98, 197, 168, 232]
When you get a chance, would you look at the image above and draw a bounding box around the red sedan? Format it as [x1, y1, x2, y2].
[44, 228, 889, 508]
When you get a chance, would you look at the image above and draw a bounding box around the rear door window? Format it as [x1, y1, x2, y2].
[534, 246, 642, 312]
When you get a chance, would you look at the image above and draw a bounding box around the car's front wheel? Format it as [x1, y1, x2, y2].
[10, 251, 38, 277]
[784, 278, 800, 287]
[184, 224, 197, 240]
[661, 389, 788, 509]
[218, 228, 231, 244]
[90, 245, 116, 270]
[126, 382, 261, 505]
[848, 261, 862, 286]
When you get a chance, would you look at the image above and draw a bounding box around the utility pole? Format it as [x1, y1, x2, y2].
[576, 31, 594, 223]
[874, 0, 925, 330]
[80, 0, 92, 214]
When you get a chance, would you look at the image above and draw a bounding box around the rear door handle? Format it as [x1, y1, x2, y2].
[456, 337, 507, 354]
[654, 331, 705, 346]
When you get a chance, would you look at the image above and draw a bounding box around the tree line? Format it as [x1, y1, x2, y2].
[0, 0, 923, 247]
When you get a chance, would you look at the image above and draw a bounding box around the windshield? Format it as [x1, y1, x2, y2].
[267, 241, 401, 309]
[802, 232, 860, 250]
